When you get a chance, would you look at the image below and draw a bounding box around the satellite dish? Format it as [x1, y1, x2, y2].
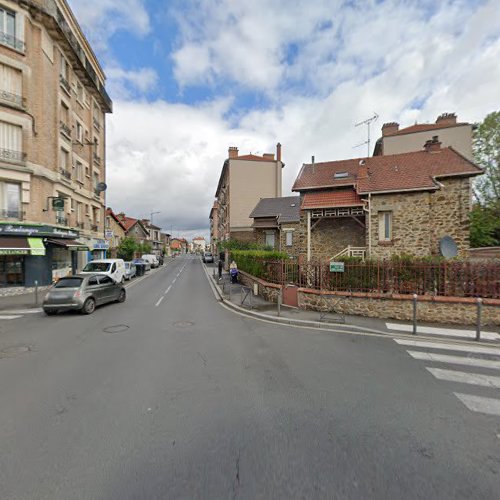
[96, 182, 107, 193]
[439, 236, 458, 258]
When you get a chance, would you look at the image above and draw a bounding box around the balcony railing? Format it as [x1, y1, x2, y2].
[59, 74, 71, 93]
[56, 215, 68, 226]
[59, 168, 72, 180]
[93, 152, 101, 165]
[76, 221, 85, 229]
[0, 89, 25, 109]
[0, 148, 26, 163]
[0, 209, 23, 220]
[0, 30, 25, 52]
[93, 117, 101, 131]
[91, 224, 98, 232]
[60, 120, 71, 137]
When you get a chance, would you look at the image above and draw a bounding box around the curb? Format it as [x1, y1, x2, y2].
[201, 262, 500, 348]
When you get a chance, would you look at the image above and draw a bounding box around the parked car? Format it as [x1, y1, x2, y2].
[202, 252, 214, 263]
[124, 261, 137, 280]
[142, 254, 159, 268]
[81, 259, 126, 283]
[43, 274, 126, 315]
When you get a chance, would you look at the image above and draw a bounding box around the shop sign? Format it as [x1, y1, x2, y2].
[0, 249, 29, 255]
[329, 261, 345, 273]
[0, 223, 78, 239]
[52, 198, 65, 211]
[93, 238, 109, 250]
[105, 230, 114, 239]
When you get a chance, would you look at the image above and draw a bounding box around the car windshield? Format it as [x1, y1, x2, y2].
[54, 277, 83, 288]
[125, 263, 130, 269]
[83, 262, 111, 272]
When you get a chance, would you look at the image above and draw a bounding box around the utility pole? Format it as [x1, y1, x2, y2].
[354, 113, 379, 157]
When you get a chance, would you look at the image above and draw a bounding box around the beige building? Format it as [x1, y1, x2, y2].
[105, 208, 126, 258]
[373, 113, 473, 160]
[214, 144, 283, 242]
[0, 0, 112, 286]
[209, 200, 219, 252]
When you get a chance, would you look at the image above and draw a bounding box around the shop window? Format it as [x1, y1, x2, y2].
[52, 247, 71, 271]
[0, 255, 24, 286]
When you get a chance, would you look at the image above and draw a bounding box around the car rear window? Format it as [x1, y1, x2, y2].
[54, 277, 83, 288]
[83, 262, 110, 272]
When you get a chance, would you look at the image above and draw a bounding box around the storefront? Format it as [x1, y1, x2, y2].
[0, 222, 87, 287]
[90, 238, 109, 260]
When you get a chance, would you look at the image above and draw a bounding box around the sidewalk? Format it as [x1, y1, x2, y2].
[204, 263, 500, 344]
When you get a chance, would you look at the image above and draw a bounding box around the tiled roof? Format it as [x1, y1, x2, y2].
[250, 196, 301, 223]
[301, 190, 363, 209]
[386, 122, 469, 136]
[292, 147, 482, 194]
[106, 208, 127, 230]
[119, 216, 138, 231]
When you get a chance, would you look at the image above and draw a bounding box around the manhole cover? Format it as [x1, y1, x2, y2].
[173, 321, 194, 328]
[103, 325, 130, 334]
[1, 345, 32, 357]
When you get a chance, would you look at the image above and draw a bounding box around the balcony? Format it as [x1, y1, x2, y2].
[0, 148, 26, 164]
[0, 90, 25, 109]
[93, 152, 101, 165]
[76, 221, 85, 229]
[59, 74, 71, 93]
[60, 120, 71, 138]
[0, 30, 25, 53]
[93, 117, 101, 131]
[59, 168, 72, 181]
[56, 215, 68, 226]
[0, 208, 23, 220]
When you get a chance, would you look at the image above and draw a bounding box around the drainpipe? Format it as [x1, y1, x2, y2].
[362, 193, 372, 258]
[307, 210, 311, 262]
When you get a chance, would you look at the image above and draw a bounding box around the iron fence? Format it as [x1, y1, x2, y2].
[236, 259, 500, 299]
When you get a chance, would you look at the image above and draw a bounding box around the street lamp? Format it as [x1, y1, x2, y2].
[150, 211, 161, 225]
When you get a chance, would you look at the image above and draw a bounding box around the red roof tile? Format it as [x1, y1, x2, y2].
[301, 190, 363, 209]
[386, 122, 469, 136]
[292, 147, 482, 194]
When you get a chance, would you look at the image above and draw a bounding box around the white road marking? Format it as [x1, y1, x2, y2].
[386, 323, 500, 340]
[407, 350, 500, 370]
[172, 278, 177, 284]
[155, 296, 164, 307]
[0, 315, 22, 320]
[454, 393, 500, 416]
[165, 285, 172, 294]
[395, 339, 500, 356]
[427, 367, 500, 388]
[0, 308, 43, 314]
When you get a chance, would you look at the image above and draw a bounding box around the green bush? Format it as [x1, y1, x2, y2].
[230, 250, 289, 280]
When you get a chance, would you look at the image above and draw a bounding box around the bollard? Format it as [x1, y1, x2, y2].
[229, 282, 232, 301]
[476, 298, 482, 341]
[412, 294, 417, 335]
[277, 290, 282, 317]
[34, 280, 39, 307]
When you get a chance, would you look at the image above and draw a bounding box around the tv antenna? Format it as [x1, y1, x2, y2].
[354, 113, 379, 157]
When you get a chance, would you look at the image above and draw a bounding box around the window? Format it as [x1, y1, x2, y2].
[265, 231, 275, 248]
[93, 172, 99, 191]
[88, 276, 99, 286]
[73, 160, 83, 182]
[0, 120, 22, 158]
[378, 211, 392, 241]
[76, 121, 83, 143]
[60, 101, 69, 124]
[285, 231, 293, 247]
[0, 63, 22, 105]
[0, 181, 20, 218]
[76, 202, 82, 222]
[99, 275, 114, 285]
[0, 7, 21, 51]
[76, 81, 84, 103]
[70, 198, 75, 211]
[59, 55, 70, 91]
[60, 148, 69, 170]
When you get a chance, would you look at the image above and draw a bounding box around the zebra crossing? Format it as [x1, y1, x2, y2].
[0, 309, 43, 321]
[396, 338, 500, 417]
[386, 322, 500, 341]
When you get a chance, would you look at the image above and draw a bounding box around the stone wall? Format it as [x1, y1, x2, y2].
[298, 289, 500, 326]
[253, 223, 301, 257]
[370, 178, 471, 259]
[229, 230, 256, 243]
[238, 270, 282, 303]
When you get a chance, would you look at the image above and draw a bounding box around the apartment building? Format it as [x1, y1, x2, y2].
[214, 144, 283, 243]
[0, 0, 112, 287]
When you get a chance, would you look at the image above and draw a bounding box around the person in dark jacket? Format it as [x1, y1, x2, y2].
[218, 258, 223, 281]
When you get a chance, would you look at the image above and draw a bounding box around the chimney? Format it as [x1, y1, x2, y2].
[424, 135, 442, 153]
[436, 112, 457, 126]
[358, 160, 369, 179]
[382, 122, 399, 136]
[228, 146, 238, 159]
[117, 212, 125, 219]
[276, 142, 282, 162]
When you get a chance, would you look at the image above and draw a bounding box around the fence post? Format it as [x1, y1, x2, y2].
[34, 280, 39, 307]
[277, 288, 282, 317]
[412, 294, 417, 335]
[476, 298, 482, 341]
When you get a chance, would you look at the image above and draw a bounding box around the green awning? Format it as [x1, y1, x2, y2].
[28, 238, 46, 256]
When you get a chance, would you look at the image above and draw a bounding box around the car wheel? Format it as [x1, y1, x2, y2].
[82, 298, 96, 315]
[44, 309, 57, 316]
[117, 289, 126, 303]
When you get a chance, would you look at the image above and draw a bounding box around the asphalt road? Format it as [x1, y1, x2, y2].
[0, 255, 499, 499]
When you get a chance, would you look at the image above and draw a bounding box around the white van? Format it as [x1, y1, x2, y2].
[81, 259, 126, 283]
[141, 254, 159, 268]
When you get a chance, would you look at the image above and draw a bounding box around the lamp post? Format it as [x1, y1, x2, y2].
[150, 211, 161, 225]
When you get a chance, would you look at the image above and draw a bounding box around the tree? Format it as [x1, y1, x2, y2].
[471, 111, 500, 247]
[137, 241, 152, 254]
[116, 237, 137, 261]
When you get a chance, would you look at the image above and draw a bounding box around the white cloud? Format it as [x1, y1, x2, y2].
[68, 0, 150, 50]
[106, 67, 159, 99]
[103, 0, 500, 239]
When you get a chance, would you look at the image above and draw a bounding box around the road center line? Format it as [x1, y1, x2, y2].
[165, 285, 172, 294]
[172, 278, 177, 284]
[155, 296, 164, 307]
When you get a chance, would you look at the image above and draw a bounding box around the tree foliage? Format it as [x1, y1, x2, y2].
[471, 111, 500, 247]
[117, 237, 137, 261]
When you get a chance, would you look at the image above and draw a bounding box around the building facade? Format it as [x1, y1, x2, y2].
[209, 200, 219, 253]
[214, 143, 284, 243]
[0, 0, 112, 286]
[105, 208, 126, 258]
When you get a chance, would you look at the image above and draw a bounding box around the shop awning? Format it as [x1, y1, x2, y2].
[46, 239, 90, 251]
[0, 236, 46, 256]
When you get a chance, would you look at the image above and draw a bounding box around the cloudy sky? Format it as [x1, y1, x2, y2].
[68, 0, 499, 240]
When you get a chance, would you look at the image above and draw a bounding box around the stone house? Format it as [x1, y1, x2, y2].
[249, 196, 301, 256]
[105, 208, 126, 257]
[117, 214, 150, 255]
[291, 138, 483, 262]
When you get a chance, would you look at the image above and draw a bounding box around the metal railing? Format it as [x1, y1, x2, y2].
[56, 215, 68, 226]
[91, 224, 98, 232]
[0, 30, 25, 52]
[76, 221, 85, 229]
[235, 259, 500, 299]
[59, 168, 71, 180]
[0, 89, 25, 108]
[93, 152, 101, 164]
[0, 148, 26, 163]
[59, 74, 71, 93]
[332, 246, 367, 260]
[60, 120, 71, 137]
[0, 209, 23, 220]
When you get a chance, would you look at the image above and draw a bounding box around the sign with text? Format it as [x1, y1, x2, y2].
[329, 261, 345, 273]
[0, 223, 78, 238]
[52, 198, 65, 211]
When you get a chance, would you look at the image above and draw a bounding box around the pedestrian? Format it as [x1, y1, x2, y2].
[229, 260, 238, 284]
[218, 258, 223, 280]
